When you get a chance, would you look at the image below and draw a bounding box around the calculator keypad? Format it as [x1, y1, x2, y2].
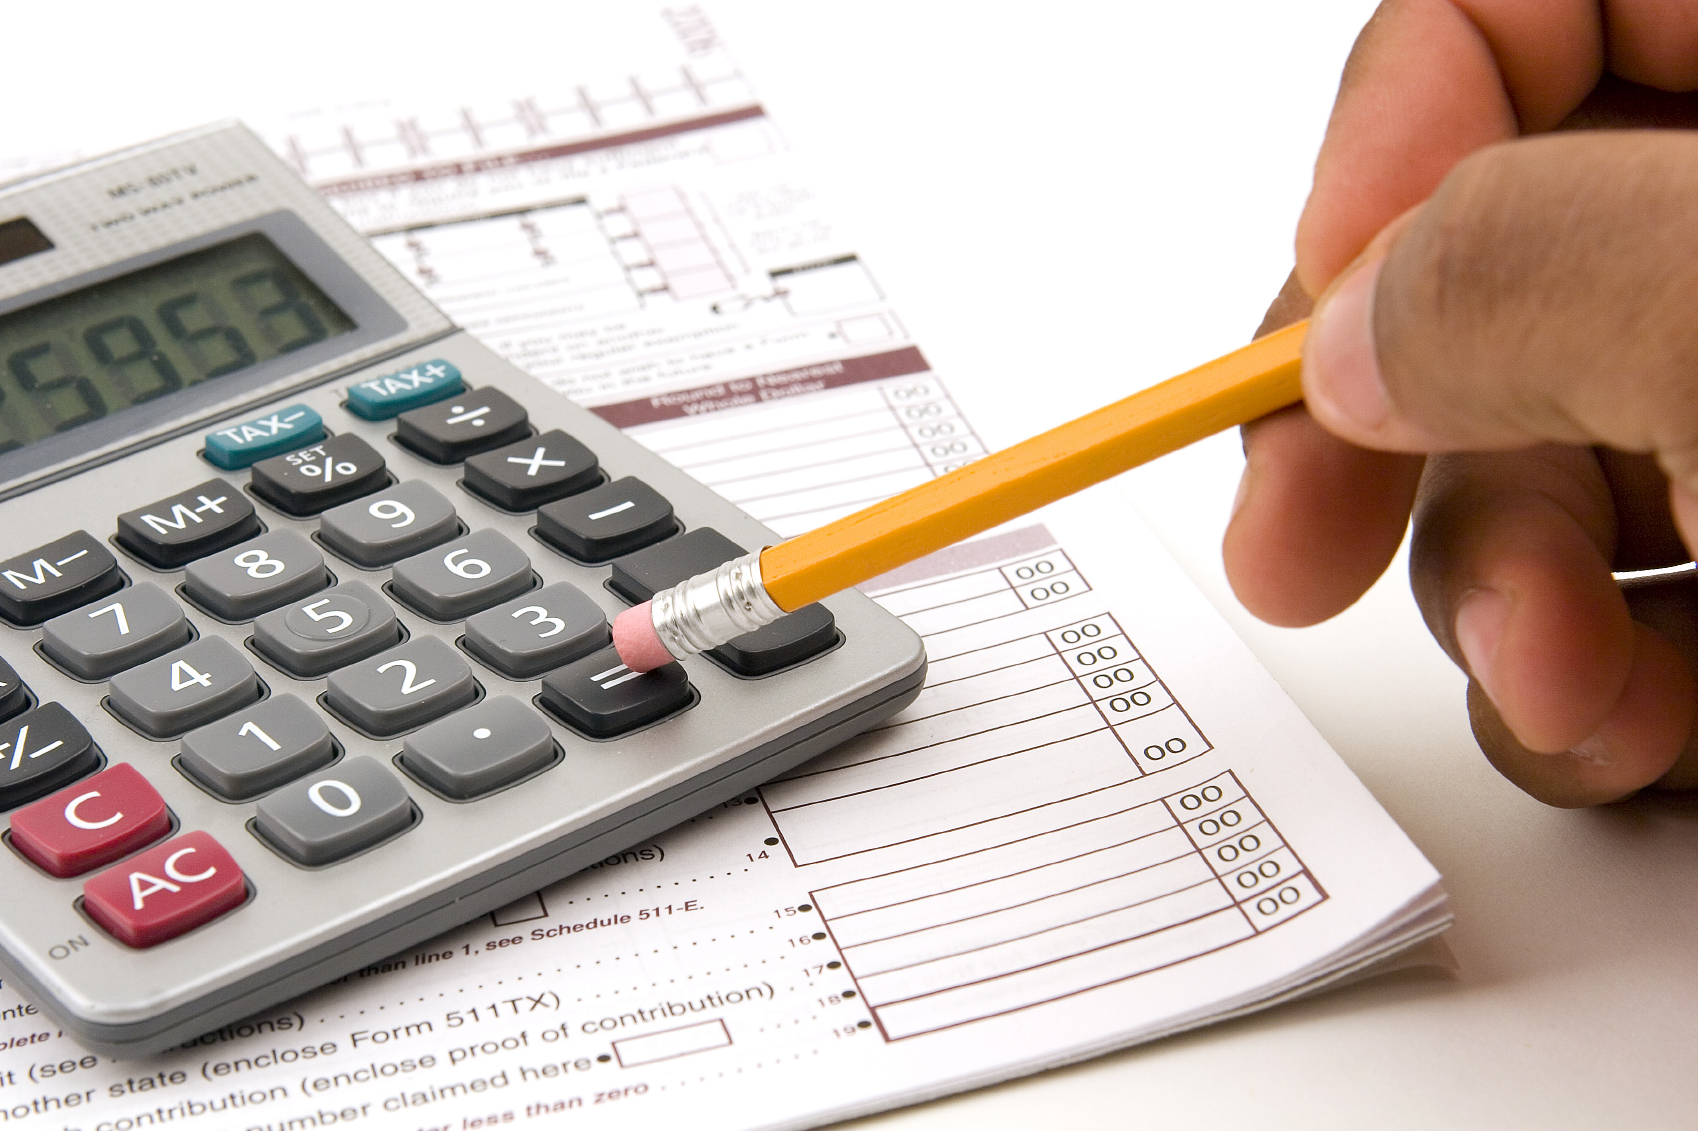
[253, 756, 414, 865]
[9, 763, 170, 877]
[177, 695, 336, 801]
[395, 387, 530, 464]
[389, 529, 533, 620]
[399, 695, 555, 800]
[40, 582, 194, 680]
[610, 528, 839, 677]
[0, 532, 125, 627]
[461, 582, 610, 679]
[463, 430, 601, 511]
[534, 476, 677, 562]
[250, 435, 390, 516]
[0, 338, 882, 1011]
[324, 636, 478, 736]
[251, 581, 401, 678]
[317, 481, 460, 567]
[182, 530, 331, 621]
[81, 830, 247, 947]
[0, 703, 101, 810]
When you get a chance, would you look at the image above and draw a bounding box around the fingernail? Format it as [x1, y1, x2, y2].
[1454, 587, 1509, 705]
[1305, 252, 1390, 432]
[1569, 732, 1614, 765]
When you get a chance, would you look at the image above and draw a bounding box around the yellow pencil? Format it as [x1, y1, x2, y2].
[613, 319, 1308, 671]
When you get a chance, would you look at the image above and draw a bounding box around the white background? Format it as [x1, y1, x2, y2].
[9, 2, 1698, 1125]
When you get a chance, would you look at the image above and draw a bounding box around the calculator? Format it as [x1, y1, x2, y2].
[0, 124, 926, 1055]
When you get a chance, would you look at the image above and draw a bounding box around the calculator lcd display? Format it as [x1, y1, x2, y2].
[0, 233, 354, 456]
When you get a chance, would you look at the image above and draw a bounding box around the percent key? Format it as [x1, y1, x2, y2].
[250, 435, 390, 516]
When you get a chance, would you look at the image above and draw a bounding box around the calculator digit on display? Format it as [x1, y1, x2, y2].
[0, 124, 925, 1055]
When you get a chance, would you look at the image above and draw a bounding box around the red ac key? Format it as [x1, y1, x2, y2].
[82, 830, 248, 948]
[9, 763, 170, 877]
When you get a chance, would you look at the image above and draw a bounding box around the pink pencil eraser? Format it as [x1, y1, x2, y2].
[612, 603, 676, 673]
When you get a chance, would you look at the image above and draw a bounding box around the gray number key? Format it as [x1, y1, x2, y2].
[324, 636, 477, 736]
[182, 530, 330, 620]
[253, 755, 414, 866]
[461, 583, 610, 679]
[41, 583, 192, 680]
[251, 581, 401, 678]
[389, 529, 532, 621]
[317, 481, 460, 568]
[400, 696, 556, 800]
[178, 694, 336, 800]
[108, 637, 262, 738]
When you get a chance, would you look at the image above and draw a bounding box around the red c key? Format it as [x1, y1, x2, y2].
[9, 763, 169, 877]
[82, 830, 247, 947]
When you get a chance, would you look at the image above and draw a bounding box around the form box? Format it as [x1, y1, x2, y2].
[613, 1019, 731, 1067]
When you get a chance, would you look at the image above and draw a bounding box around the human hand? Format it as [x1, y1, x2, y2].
[1223, 0, 1698, 806]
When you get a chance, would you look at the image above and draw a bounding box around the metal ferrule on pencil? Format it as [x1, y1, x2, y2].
[649, 550, 787, 661]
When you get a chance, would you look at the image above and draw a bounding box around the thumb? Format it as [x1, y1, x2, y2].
[1303, 130, 1698, 506]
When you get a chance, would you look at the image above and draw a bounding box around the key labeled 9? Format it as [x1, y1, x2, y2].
[368, 499, 415, 529]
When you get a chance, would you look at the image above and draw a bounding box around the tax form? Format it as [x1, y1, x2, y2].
[0, 8, 1447, 1129]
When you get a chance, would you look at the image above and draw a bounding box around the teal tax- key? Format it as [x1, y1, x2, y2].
[203, 405, 325, 470]
[344, 359, 464, 420]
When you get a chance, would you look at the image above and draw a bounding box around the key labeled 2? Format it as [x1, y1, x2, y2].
[324, 636, 477, 737]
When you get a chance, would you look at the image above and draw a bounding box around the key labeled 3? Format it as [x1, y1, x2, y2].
[462, 582, 610, 679]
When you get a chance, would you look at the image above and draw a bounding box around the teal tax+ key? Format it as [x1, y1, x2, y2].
[203, 404, 325, 470]
[344, 359, 463, 420]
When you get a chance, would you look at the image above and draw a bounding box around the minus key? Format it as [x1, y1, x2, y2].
[534, 476, 677, 563]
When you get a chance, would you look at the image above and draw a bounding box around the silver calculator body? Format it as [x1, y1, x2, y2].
[0, 124, 926, 1055]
